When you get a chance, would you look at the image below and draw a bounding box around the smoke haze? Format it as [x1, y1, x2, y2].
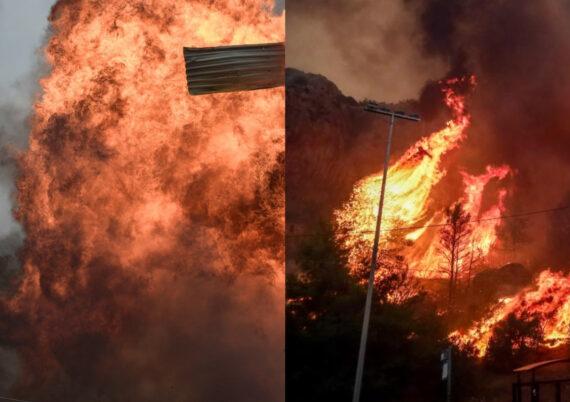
[286, 0, 446, 102]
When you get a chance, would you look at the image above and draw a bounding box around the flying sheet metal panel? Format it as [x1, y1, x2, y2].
[183, 42, 285, 95]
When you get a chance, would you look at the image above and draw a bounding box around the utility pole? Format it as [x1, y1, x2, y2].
[351, 103, 420, 402]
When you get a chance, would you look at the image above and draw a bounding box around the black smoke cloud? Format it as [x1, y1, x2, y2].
[408, 0, 570, 268]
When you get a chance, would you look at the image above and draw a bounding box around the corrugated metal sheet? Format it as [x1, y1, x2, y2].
[183, 42, 285, 95]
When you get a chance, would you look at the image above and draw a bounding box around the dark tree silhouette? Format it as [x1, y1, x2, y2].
[438, 203, 472, 308]
[484, 313, 544, 372]
[465, 240, 484, 291]
[286, 223, 447, 402]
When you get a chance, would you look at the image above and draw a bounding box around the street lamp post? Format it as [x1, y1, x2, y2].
[351, 103, 420, 402]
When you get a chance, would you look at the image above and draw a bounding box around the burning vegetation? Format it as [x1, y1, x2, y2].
[286, 62, 570, 402]
[287, 1, 570, 401]
[453, 270, 570, 357]
[331, 74, 570, 363]
[332, 76, 570, 358]
[335, 76, 512, 280]
[287, 69, 570, 401]
[0, 1, 283, 401]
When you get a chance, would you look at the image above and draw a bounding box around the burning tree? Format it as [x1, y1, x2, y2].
[438, 202, 472, 307]
[372, 222, 419, 303]
[335, 218, 417, 304]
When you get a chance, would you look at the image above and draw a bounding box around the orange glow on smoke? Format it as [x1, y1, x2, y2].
[451, 270, 570, 356]
[4, 0, 284, 394]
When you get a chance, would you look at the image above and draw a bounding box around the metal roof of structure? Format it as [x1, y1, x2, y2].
[183, 42, 284, 95]
[513, 358, 570, 373]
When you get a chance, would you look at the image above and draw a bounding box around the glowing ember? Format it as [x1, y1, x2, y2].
[452, 270, 570, 356]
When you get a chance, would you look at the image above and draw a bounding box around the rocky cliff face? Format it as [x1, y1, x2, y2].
[285, 68, 430, 239]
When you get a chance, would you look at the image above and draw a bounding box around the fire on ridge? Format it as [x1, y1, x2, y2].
[335, 76, 511, 279]
[333, 74, 570, 357]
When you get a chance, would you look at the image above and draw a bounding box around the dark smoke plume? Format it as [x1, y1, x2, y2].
[408, 0, 570, 268]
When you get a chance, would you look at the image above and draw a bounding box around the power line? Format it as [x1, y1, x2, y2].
[361, 205, 570, 234]
[287, 205, 570, 238]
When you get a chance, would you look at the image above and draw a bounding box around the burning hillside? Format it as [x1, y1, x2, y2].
[287, 66, 570, 370]
[452, 270, 570, 357]
[285, 1, 570, 400]
[0, 1, 283, 401]
[326, 73, 570, 360]
[285, 68, 428, 237]
[334, 76, 512, 278]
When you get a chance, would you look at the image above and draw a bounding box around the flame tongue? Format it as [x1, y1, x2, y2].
[335, 76, 512, 279]
[461, 165, 511, 256]
[335, 78, 471, 274]
[452, 270, 570, 356]
[5, 0, 284, 398]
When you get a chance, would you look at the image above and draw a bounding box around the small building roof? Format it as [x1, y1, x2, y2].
[513, 358, 570, 373]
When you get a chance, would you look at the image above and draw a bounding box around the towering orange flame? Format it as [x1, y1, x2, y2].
[452, 270, 570, 357]
[1, 1, 284, 399]
[335, 77, 512, 279]
[462, 165, 510, 256]
[335, 79, 471, 263]
[409, 164, 512, 277]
